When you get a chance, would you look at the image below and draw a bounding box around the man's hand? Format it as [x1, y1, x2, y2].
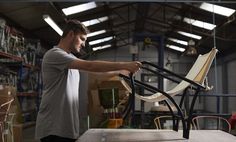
[126, 61, 142, 73]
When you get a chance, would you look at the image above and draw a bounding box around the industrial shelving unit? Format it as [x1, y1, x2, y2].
[0, 47, 42, 128]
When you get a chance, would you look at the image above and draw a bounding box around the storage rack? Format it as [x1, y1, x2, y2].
[0, 44, 42, 128]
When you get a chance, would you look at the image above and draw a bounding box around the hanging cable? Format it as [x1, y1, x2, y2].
[213, 5, 218, 92]
[212, 4, 220, 115]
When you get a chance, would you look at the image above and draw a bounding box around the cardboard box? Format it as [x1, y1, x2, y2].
[13, 124, 23, 142]
[0, 85, 16, 96]
[0, 85, 23, 142]
[87, 74, 131, 128]
[0, 85, 23, 124]
[107, 119, 123, 128]
[6, 124, 23, 142]
[88, 90, 104, 128]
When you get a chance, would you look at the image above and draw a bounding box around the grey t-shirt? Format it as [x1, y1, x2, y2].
[35, 47, 80, 139]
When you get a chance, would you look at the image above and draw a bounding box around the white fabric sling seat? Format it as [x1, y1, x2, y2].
[121, 48, 218, 103]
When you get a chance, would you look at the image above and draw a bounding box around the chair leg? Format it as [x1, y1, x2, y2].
[183, 89, 200, 139]
[164, 100, 178, 131]
[1, 124, 4, 142]
[173, 117, 179, 131]
[183, 128, 190, 139]
[2, 132, 4, 142]
[9, 123, 14, 142]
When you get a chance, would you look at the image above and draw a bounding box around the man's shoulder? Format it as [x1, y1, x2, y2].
[44, 47, 65, 57]
[43, 47, 77, 61]
[46, 46, 61, 53]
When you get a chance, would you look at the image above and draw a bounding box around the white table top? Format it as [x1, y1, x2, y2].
[77, 129, 236, 142]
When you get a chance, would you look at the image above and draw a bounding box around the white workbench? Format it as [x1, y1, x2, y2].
[77, 129, 236, 142]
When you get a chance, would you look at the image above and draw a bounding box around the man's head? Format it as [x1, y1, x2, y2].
[61, 20, 89, 53]
[62, 20, 89, 38]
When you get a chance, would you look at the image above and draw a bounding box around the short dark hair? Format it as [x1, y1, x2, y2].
[62, 19, 89, 38]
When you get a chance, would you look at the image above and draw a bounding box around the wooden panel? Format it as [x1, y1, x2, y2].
[77, 129, 236, 142]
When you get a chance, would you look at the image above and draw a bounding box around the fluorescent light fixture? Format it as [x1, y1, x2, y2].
[82, 16, 108, 27]
[87, 30, 106, 38]
[62, 2, 97, 16]
[43, 15, 63, 36]
[177, 31, 202, 40]
[166, 44, 185, 52]
[89, 36, 113, 45]
[200, 2, 235, 17]
[184, 17, 216, 30]
[93, 44, 111, 51]
[168, 38, 188, 46]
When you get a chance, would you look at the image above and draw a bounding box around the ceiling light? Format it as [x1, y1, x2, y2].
[177, 31, 202, 40]
[200, 2, 235, 17]
[93, 44, 111, 51]
[43, 15, 63, 36]
[62, 2, 97, 16]
[82, 16, 108, 27]
[184, 17, 216, 30]
[166, 44, 185, 52]
[87, 30, 106, 38]
[168, 38, 188, 46]
[89, 36, 113, 45]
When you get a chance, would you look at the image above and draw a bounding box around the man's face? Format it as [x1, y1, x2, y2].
[70, 32, 87, 53]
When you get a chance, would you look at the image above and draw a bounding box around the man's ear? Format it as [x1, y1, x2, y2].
[68, 30, 74, 38]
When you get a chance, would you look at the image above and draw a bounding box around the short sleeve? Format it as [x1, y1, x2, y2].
[42, 47, 77, 71]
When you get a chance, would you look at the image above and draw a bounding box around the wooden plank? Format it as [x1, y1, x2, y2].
[77, 129, 236, 142]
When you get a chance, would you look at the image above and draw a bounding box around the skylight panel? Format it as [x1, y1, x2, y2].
[200, 2, 235, 17]
[166, 44, 185, 52]
[177, 31, 202, 40]
[168, 38, 188, 46]
[87, 30, 106, 38]
[184, 17, 216, 30]
[82, 16, 108, 27]
[62, 2, 97, 16]
[89, 36, 113, 45]
[93, 44, 112, 51]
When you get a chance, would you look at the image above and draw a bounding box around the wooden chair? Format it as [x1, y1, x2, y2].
[120, 48, 218, 139]
[192, 115, 231, 133]
[0, 98, 14, 142]
[154, 116, 179, 130]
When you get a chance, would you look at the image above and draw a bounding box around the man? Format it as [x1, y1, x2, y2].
[35, 20, 141, 142]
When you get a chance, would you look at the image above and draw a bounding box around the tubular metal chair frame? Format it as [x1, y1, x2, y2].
[119, 48, 218, 139]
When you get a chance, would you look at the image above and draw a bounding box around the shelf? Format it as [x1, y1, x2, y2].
[17, 92, 38, 97]
[23, 63, 40, 70]
[0, 51, 40, 69]
[0, 51, 23, 61]
[22, 109, 36, 114]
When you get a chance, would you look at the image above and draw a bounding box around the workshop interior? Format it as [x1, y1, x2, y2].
[1, 1, 236, 142]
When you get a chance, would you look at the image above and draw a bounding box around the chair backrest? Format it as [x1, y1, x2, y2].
[167, 47, 218, 95]
[154, 116, 172, 129]
[154, 115, 184, 130]
[119, 48, 218, 102]
[134, 48, 218, 102]
[192, 116, 231, 133]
